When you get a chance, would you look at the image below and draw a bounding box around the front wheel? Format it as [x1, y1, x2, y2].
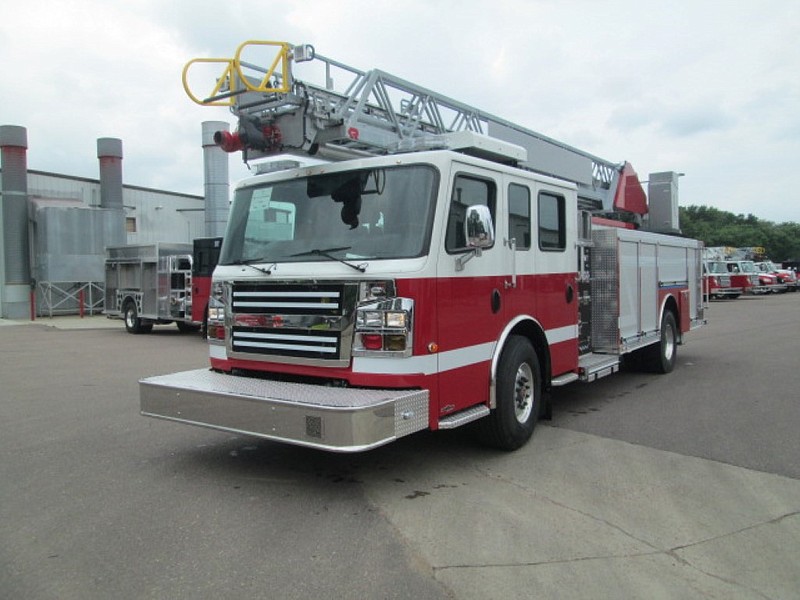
[176, 320, 201, 333]
[478, 336, 541, 451]
[123, 301, 152, 334]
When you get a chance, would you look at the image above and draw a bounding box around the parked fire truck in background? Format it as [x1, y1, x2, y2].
[705, 246, 792, 295]
[140, 41, 705, 452]
[703, 247, 758, 297]
[755, 260, 797, 291]
[106, 239, 222, 333]
[105, 243, 197, 333]
[702, 259, 741, 300]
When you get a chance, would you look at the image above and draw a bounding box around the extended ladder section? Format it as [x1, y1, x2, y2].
[183, 40, 647, 214]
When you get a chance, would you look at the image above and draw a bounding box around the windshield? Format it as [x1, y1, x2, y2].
[706, 261, 727, 274]
[220, 165, 438, 265]
[740, 262, 756, 273]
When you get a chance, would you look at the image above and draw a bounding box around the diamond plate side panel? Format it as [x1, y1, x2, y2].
[394, 392, 429, 438]
[591, 229, 620, 353]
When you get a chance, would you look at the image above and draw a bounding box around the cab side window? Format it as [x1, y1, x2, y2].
[446, 175, 496, 252]
[508, 183, 531, 250]
[538, 191, 566, 251]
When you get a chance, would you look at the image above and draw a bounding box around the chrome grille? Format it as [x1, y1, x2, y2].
[230, 282, 356, 365]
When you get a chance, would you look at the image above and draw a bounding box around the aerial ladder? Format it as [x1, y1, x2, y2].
[183, 40, 649, 217]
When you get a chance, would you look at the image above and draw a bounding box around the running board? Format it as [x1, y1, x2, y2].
[438, 404, 490, 429]
[578, 353, 621, 382]
[551, 373, 579, 387]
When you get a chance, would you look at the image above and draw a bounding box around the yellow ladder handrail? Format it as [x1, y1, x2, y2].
[234, 40, 292, 93]
[182, 58, 237, 106]
[182, 40, 293, 106]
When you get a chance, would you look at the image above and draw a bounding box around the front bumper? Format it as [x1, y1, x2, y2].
[711, 287, 743, 297]
[140, 369, 429, 452]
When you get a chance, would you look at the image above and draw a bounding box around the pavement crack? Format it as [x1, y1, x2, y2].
[665, 510, 800, 600]
[433, 550, 663, 572]
[670, 509, 799, 554]
[473, 465, 661, 552]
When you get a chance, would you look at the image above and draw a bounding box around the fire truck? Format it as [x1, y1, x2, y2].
[702, 259, 742, 300]
[705, 247, 780, 295]
[702, 247, 745, 299]
[105, 239, 222, 333]
[732, 246, 797, 291]
[105, 243, 198, 333]
[140, 41, 705, 452]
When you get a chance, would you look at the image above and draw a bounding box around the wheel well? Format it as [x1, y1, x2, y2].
[495, 319, 551, 389]
[662, 295, 680, 342]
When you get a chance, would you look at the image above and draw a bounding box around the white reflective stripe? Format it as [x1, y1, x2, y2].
[353, 354, 438, 375]
[213, 327, 577, 374]
[353, 341, 495, 375]
[545, 324, 578, 345]
[438, 341, 496, 372]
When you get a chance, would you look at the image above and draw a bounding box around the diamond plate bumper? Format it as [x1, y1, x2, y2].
[140, 369, 429, 452]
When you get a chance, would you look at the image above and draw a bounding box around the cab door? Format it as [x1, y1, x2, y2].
[434, 163, 507, 417]
[501, 176, 579, 377]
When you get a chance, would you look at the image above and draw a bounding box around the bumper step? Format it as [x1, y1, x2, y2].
[140, 369, 429, 452]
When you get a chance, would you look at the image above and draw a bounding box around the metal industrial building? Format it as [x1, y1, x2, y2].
[0, 122, 230, 319]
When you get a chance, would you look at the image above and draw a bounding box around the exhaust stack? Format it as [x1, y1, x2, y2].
[0, 124, 32, 319]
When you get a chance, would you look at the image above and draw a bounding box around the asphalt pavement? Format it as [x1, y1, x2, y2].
[1, 297, 798, 599]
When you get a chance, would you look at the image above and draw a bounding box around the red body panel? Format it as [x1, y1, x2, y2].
[211, 272, 583, 425]
[191, 275, 212, 324]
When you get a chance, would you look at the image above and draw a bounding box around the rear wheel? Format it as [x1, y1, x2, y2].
[478, 336, 541, 451]
[644, 310, 677, 374]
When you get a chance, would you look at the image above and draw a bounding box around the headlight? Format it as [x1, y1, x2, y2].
[353, 298, 413, 357]
[385, 311, 407, 328]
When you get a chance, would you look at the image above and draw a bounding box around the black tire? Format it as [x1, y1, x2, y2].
[176, 321, 201, 333]
[201, 305, 209, 339]
[478, 336, 541, 451]
[124, 301, 146, 334]
[644, 311, 677, 374]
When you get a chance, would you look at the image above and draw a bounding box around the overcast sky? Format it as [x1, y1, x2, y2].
[2, 0, 798, 222]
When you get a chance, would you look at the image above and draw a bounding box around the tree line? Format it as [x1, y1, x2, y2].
[678, 205, 800, 262]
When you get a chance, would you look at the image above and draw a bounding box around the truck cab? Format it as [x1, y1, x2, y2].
[703, 260, 742, 299]
[725, 260, 768, 295]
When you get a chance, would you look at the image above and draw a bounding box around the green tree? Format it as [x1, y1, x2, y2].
[679, 205, 800, 261]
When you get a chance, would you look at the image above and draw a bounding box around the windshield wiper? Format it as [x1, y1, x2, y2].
[290, 246, 367, 273]
[227, 258, 276, 275]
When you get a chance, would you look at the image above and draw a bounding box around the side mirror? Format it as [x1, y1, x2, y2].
[456, 205, 494, 271]
[465, 205, 494, 249]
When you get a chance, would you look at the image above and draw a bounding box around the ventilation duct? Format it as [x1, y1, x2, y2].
[203, 121, 230, 238]
[97, 137, 126, 246]
[0, 124, 31, 318]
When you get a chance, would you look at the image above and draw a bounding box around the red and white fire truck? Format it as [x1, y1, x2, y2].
[702, 257, 742, 300]
[140, 41, 705, 452]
